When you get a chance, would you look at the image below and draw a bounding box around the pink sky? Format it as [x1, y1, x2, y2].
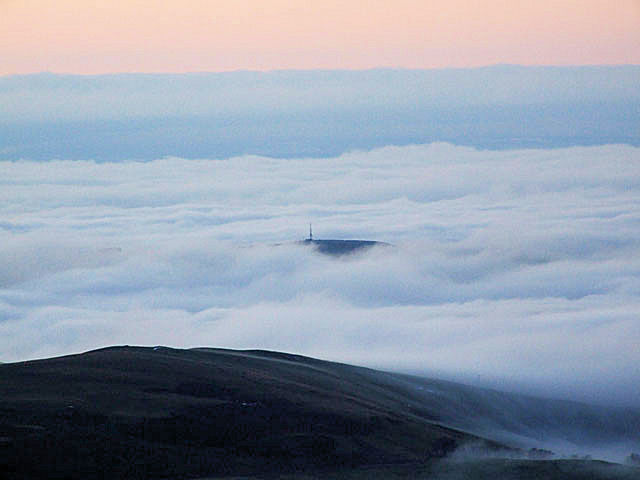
[1, 0, 639, 74]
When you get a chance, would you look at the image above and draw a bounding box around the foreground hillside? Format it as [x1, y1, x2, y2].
[0, 347, 638, 479]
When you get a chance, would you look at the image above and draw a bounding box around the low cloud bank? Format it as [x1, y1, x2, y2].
[2, 67, 639, 160]
[1, 143, 639, 407]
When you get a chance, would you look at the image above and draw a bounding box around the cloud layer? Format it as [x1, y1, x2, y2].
[2, 67, 639, 160]
[1, 143, 639, 406]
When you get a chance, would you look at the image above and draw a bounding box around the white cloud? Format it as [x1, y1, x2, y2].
[1, 143, 639, 406]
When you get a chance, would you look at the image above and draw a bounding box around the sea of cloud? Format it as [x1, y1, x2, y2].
[1, 143, 639, 406]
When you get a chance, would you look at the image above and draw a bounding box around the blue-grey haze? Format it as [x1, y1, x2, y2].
[1, 65, 639, 161]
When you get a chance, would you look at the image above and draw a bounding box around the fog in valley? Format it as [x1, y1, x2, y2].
[2, 143, 639, 412]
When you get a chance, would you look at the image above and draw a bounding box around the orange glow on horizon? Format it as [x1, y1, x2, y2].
[1, 0, 639, 74]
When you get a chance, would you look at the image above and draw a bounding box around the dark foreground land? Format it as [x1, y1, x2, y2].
[0, 347, 638, 479]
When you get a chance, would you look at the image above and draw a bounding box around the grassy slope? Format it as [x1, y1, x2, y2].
[0, 346, 480, 479]
[0, 346, 638, 479]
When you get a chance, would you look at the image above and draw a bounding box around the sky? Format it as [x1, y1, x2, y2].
[1, 0, 639, 74]
[2, 144, 640, 408]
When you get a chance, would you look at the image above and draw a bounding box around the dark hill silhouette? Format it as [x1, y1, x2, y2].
[299, 239, 391, 256]
[0, 347, 638, 479]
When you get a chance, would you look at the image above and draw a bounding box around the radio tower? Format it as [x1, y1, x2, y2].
[309, 223, 313, 241]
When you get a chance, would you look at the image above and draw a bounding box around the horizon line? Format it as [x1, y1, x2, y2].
[3, 63, 640, 78]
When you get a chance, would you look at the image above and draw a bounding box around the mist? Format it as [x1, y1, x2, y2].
[1, 66, 639, 160]
[1, 143, 639, 408]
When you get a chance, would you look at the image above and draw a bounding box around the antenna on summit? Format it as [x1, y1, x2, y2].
[309, 223, 313, 241]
